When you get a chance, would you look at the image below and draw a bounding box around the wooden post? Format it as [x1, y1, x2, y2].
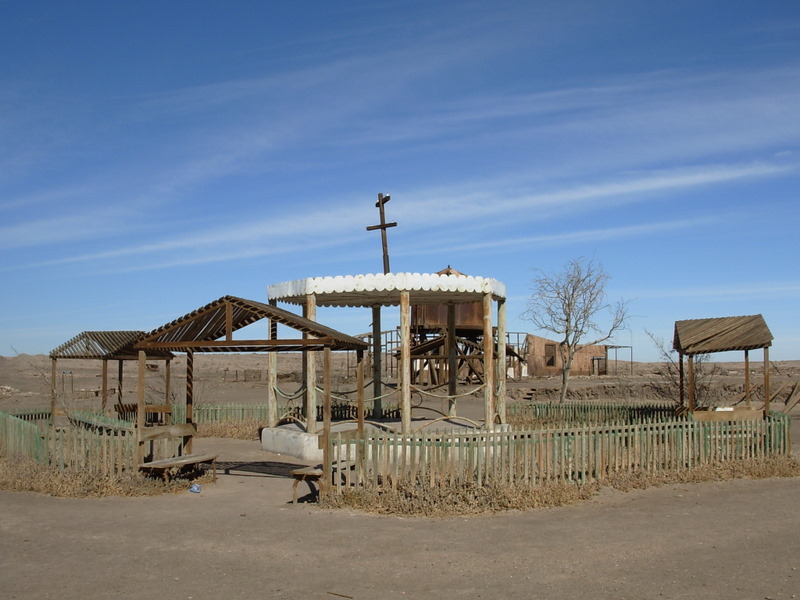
[447, 303, 457, 417]
[101, 359, 109, 412]
[136, 351, 146, 465]
[687, 355, 695, 412]
[117, 360, 124, 404]
[304, 294, 317, 433]
[744, 349, 751, 408]
[678, 353, 684, 408]
[356, 349, 365, 476]
[483, 292, 494, 429]
[50, 358, 57, 428]
[185, 349, 194, 454]
[372, 304, 383, 419]
[267, 300, 279, 427]
[497, 298, 507, 424]
[356, 349, 365, 439]
[322, 347, 332, 497]
[165, 359, 172, 425]
[400, 291, 411, 433]
[764, 346, 771, 414]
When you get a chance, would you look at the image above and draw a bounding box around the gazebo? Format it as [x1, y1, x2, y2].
[268, 271, 508, 433]
[673, 314, 774, 414]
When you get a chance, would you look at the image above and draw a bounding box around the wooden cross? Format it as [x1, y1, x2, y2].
[366, 193, 397, 274]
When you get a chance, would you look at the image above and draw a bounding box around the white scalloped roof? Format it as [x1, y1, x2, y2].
[268, 272, 506, 307]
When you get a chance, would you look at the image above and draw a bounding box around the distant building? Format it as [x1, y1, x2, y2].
[526, 334, 608, 377]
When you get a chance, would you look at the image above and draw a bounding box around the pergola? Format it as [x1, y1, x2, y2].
[49, 331, 173, 415]
[673, 314, 774, 412]
[133, 295, 369, 446]
[268, 271, 508, 433]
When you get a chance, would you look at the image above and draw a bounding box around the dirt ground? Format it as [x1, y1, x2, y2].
[2, 354, 800, 599]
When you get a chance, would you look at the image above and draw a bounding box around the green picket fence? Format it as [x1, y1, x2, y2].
[1, 411, 136, 477]
[507, 401, 677, 426]
[1, 411, 49, 463]
[328, 413, 792, 491]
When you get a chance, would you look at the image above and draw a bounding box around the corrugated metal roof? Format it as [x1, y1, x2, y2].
[50, 331, 172, 360]
[673, 315, 773, 355]
[135, 296, 368, 352]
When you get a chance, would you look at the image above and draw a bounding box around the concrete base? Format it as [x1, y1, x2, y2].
[261, 424, 323, 462]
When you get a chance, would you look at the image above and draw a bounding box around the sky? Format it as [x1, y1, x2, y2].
[1, 1, 799, 361]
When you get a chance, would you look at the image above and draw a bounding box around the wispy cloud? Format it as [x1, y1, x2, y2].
[623, 282, 800, 302]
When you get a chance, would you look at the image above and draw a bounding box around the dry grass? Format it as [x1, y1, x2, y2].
[320, 456, 800, 517]
[195, 419, 262, 440]
[0, 453, 213, 498]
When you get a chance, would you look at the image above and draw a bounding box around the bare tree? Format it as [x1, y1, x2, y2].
[524, 257, 628, 403]
[645, 330, 719, 408]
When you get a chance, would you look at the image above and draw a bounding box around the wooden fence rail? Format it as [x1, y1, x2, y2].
[328, 413, 791, 492]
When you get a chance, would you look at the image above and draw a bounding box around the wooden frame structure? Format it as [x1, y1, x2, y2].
[134, 295, 369, 487]
[673, 315, 773, 414]
[49, 331, 173, 421]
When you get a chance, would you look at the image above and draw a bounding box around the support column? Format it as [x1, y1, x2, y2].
[764, 346, 771, 414]
[447, 303, 457, 417]
[185, 349, 194, 454]
[304, 294, 317, 433]
[50, 358, 57, 428]
[101, 359, 109, 412]
[356, 349, 366, 477]
[372, 305, 382, 419]
[164, 359, 172, 425]
[678, 353, 684, 408]
[483, 292, 494, 429]
[497, 298, 507, 424]
[136, 351, 146, 465]
[687, 355, 695, 412]
[400, 291, 411, 433]
[322, 347, 332, 497]
[744, 350, 751, 408]
[117, 361, 124, 404]
[267, 316, 278, 427]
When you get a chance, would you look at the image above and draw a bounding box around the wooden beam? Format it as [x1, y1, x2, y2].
[101, 359, 109, 412]
[687, 355, 695, 412]
[225, 301, 233, 342]
[744, 349, 751, 408]
[136, 351, 146, 465]
[304, 294, 317, 435]
[483, 292, 494, 429]
[322, 347, 332, 497]
[447, 303, 457, 417]
[139, 338, 334, 349]
[165, 359, 172, 425]
[400, 290, 411, 433]
[497, 298, 507, 424]
[372, 305, 383, 419]
[764, 346, 770, 414]
[185, 349, 194, 454]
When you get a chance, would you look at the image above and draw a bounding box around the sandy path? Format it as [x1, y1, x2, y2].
[2, 438, 799, 600]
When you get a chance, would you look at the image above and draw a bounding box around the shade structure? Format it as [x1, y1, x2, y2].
[268, 272, 508, 433]
[673, 314, 773, 412]
[673, 315, 773, 355]
[268, 272, 507, 307]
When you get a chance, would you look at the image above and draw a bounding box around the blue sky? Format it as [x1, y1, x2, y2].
[1, 1, 799, 361]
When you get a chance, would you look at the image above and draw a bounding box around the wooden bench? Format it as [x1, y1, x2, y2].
[138, 423, 217, 481]
[290, 466, 322, 503]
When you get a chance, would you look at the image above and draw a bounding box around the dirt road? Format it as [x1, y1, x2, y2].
[2, 438, 799, 600]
